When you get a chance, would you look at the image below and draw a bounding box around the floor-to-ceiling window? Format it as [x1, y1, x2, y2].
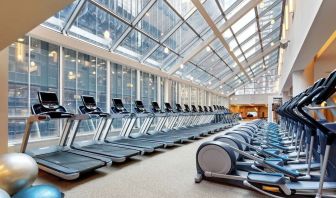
[180, 83, 190, 107]
[190, 87, 198, 106]
[8, 37, 60, 141]
[140, 71, 157, 110]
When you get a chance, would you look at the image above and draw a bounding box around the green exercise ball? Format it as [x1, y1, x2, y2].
[0, 189, 10, 198]
[0, 153, 38, 195]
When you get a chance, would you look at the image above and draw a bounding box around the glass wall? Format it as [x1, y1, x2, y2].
[140, 71, 157, 110]
[7, 36, 221, 142]
[180, 83, 190, 106]
[9, 37, 60, 141]
[190, 87, 198, 105]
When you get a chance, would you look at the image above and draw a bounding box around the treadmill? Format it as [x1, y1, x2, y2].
[65, 95, 141, 163]
[127, 100, 183, 145]
[20, 91, 109, 180]
[103, 98, 165, 152]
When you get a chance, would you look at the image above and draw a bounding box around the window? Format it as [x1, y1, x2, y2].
[8, 37, 60, 141]
[180, 83, 190, 106]
[141, 71, 157, 110]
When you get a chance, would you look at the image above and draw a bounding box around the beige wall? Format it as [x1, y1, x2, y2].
[0, 48, 8, 153]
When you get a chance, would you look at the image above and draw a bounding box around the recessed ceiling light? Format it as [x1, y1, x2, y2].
[146, 12, 150, 16]
[180, 64, 184, 69]
[206, 46, 211, 52]
[17, 38, 24, 42]
[103, 30, 110, 39]
[271, 19, 275, 25]
[220, 85, 223, 88]
[271, 42, 274, 46]
[164, 47, 169, 54]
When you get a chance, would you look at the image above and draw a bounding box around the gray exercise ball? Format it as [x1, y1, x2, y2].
[0, 189, 10, 198]
[0, 153, 38, 195]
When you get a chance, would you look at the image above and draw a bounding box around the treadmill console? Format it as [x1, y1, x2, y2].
[152, 102, 162, 113]
[112, 98, 128, 113]
[199, 105, 204, 112]
[213, 105, 217, 110]
[134, 100, 147, 113]
[191, 105, 197, 112]
[33, 91, 71, 118]
[208, 106, 213, 112]
[81, 95, 98, 111]
[184, 104, 191, 112]
[38, 91, 60, 109]
[164, 103, 174, 112]
[175, 104, 183, 112]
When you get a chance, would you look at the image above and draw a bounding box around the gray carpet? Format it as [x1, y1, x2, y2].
[36, 128, 265, 198]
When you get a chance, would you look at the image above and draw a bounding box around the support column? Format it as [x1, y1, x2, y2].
[0, 48, 8, 153]
[106, 61, 111, 111]
[164, 79, 169, 103]
[136, 70, 141, 100]
[157, 76, 161, 105]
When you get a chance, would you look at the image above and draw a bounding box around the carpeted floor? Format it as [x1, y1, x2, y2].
[36, 128, 265, 198]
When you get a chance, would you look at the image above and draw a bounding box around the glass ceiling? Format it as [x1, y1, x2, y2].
[43, 0, 284, 95]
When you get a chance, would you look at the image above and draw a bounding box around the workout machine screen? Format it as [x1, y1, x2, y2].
[152, 102, 160, 110]
[39, 92, 59, 105]
[113, 99, 124, 109]
[82, 96, 96, 106]
[135, 100, 145, 108]
[175, 104, 182, 111]
[184, 104, 190, 112]
[191, 105, 197, 112]
[165, 103, 172, 109]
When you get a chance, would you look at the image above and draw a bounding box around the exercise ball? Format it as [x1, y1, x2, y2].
[13, 185, 63, 198]
[0, 153, 38, 195]
[0, 189, 10, 198]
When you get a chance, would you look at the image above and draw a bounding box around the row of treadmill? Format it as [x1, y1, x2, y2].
[20, 91, 237, 180]
[196, 69, 336, 197]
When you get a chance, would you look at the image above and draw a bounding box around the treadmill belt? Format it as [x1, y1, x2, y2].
[37, 151, 104, 172]
[81, 144, 139, 157]
[112, 138, 163, 149]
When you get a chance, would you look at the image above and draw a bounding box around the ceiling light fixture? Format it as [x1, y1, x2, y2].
[17, 38, 24, 42]
[180, 64, 184, 69]
[206, 46, 211, 52]
[164, 47, 169, 54]
[103, 30, 110, 39]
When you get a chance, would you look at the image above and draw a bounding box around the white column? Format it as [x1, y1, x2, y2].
[164, 79, 169, 103]
[0, 48, 8, 153]
[157, 76, 161, 105]
[106, 61, 111, 111]
[136, 70, 141, 100]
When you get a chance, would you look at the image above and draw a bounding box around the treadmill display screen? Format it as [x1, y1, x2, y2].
[184, 104, 190, 112]
[82, 95, 97, 109]
[208, 107, 213, 112]
[203, 106, 208, 112]
[113, 98, 124, 110]
[152, 102, 161, 111]
[38, 92, 59, 108]
[135, 100, 145, 112]
[191, 105, 197, 112]
[198, 105, 203, 112]
[175, 104, 182, 112]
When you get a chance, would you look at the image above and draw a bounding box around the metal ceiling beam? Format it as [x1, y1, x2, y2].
[62, 0, 87, 34]
[110, 0, 157, 51]
[191, 0, 252, 82]
[167, 0, 262, 75]
[210, 41, 280, 89]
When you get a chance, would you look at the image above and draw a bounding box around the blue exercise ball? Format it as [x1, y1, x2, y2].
[13, 185, 63, 198]
[0, 153, 38, 195]
[0, 189, 10, 198]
